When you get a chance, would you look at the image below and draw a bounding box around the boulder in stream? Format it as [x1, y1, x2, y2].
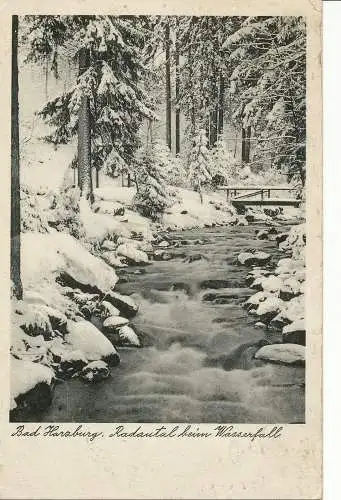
[282, 320, 306, 346]
[101, 251, 128, 268]
[255, 343, 305, 366]
[237, 251, 271, 266]
[105, 290, 139, 318]
[66, 320, 120, 366]
[255, 296, 285, 324]
[200, 279, 231, 289]
[116, 243, 150, 265]
[95, 301, 120, 320]
[101, 240, 117, 251]
[102, 315, 130, 333]
[184, 253, 208, 264]
[255, 229, 269, 240]
[80, 360, 110, 383]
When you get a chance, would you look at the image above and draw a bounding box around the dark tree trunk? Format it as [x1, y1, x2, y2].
[206, 116, 210, 149]
[241, 126, 251, 164]
[210, 108, 218, 147]
[11, 15, 23, 300]
[175, 21, 180, 155]
[95, 167, 99, 189]
[78, 48, 93, 201]
[188, 46, 196, 137]
[218, 74, 225, 136]
[165, 20, 172, 151]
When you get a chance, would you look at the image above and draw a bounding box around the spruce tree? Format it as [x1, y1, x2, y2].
[188, 129, 212, 203]
[22, 15, 156, 195]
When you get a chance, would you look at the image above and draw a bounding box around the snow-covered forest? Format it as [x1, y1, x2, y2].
[11, 15, 306, 423]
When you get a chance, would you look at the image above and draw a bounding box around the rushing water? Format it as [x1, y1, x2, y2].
[38, 224, 305, 424]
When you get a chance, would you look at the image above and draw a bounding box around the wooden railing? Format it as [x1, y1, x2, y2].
[216, 185, 301, 210]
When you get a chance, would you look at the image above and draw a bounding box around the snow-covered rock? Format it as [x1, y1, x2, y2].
[154, 249, 173, 261]
[244, 291, 273, 311]
[256, 229, 269, 240]
[251, 275, 282, 293]
[158, 240, 170, 248]
[236, 216, 248, 226]
[57, 349, 88, 378]
[79, 197, 130, 241]
[101, 240, 117, 251]
[101, 251, 127, 268]
[116, 243, 150, 265]
[116, 236, 153, 253]
[93, 200, 125, 217]
[80, 360, 110, 383]
[102, 315, 129, 332]
[66, 320, 120, 366]
[279, 277, 302, 301]
[275, 232, 289, 245]
[237, 251, 271, 266]
[40, 305, 68, 334]
[117, 325, 140, 347]
[17, 303, 54, 339]
[105, 291, 139, 318]
[22, 231, 119, 294]
[282, 319, 306, 346]
[255, 296, 284, 323]
[95, 301, 120, 319]
[11, 328, 48, 364]
[255, 343, 305, 366]
[10, 358, 54, 411]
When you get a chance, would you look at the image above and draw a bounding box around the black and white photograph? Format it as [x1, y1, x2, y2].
[10, 14, 307, 424]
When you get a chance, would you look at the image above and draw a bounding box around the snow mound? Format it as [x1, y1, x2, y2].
[11, 358, 54, 410]
[163, 187, 235, 230]
[79, 197, 130, 241]
[22, 230, 118, 294]
[66, 320, 119, 364]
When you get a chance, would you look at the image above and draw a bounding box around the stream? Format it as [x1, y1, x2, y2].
[38, 223, 305, 424]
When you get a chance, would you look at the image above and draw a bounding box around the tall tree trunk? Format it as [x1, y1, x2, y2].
[45, 57, 49, 100]
[11, 15, 23, 300]
[175, 21, 180, 155]
[241, 126, 251, 164]
[188, 45, 196, 138]
[210, 108, 218, 147]
[206, 115, 210, 149]
[78, 48, 93, 201]
[218, 74, 225, 136]
[165, 20, 172, 151]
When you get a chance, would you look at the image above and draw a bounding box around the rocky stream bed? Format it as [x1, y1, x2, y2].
[12, 220, 305, 424]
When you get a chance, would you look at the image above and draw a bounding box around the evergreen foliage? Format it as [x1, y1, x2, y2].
[132, 145, 169, 221]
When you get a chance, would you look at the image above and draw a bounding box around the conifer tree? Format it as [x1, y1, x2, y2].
[188, 129, 212, 203]
[22, 15, 156, 196]
[133, 143, 169, 221]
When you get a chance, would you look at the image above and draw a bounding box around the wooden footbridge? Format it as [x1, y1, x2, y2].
[217, 185, 301, 212]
